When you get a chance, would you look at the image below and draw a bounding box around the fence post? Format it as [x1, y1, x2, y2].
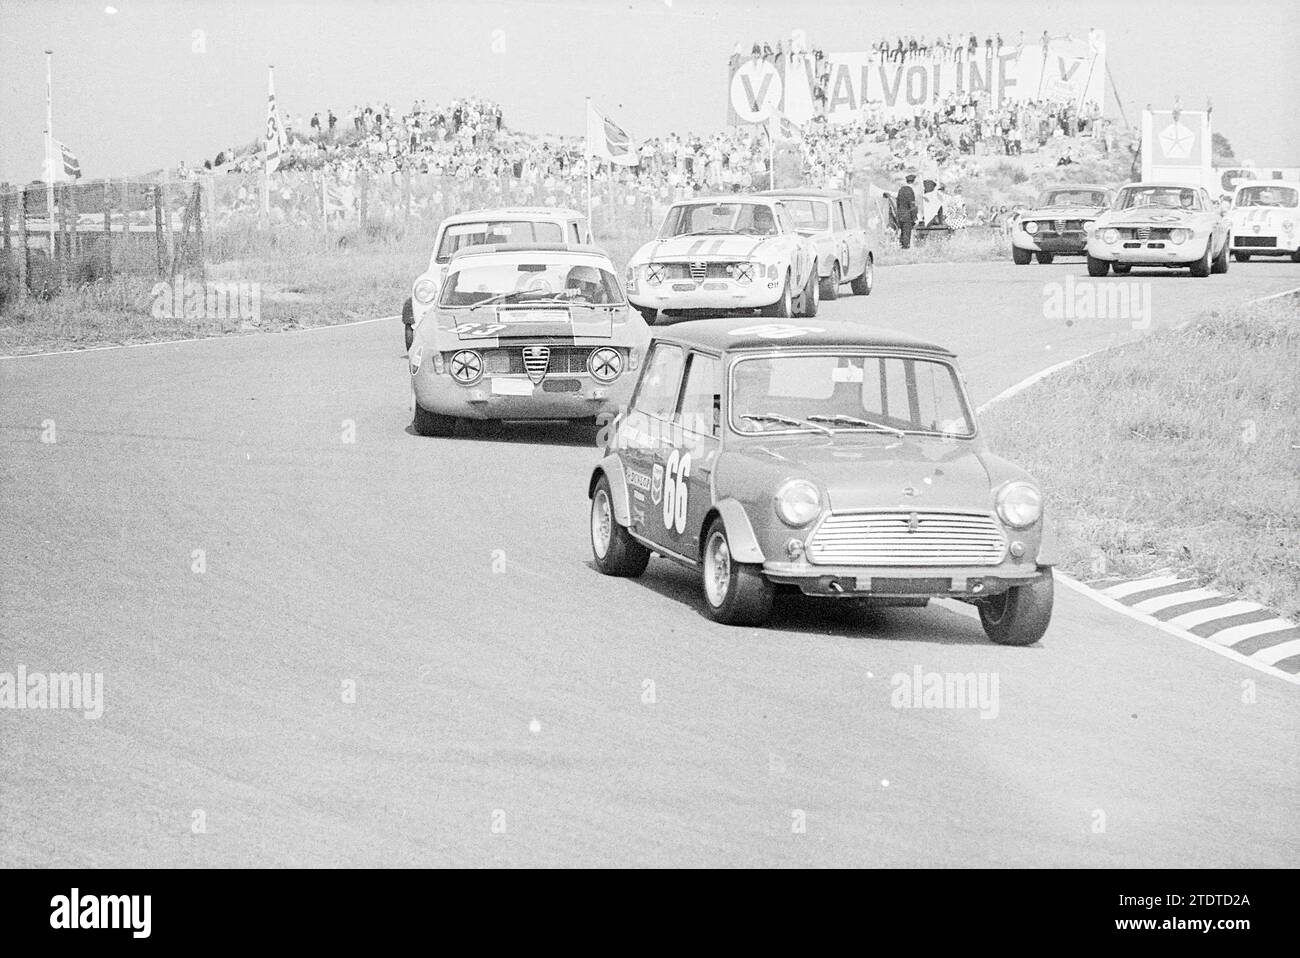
[16, 189, 28, 298]
[102, 180, 112, 279]
[154, 184, 165, 276]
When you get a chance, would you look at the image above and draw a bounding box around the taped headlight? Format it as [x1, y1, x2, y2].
[645, 264, 665, 286]
[448, 350, 483, 385]
[775, 479, 821, 527]
[996, 482, 1042, 529]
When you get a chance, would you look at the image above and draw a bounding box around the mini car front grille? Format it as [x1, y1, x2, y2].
[806, 511, 1007, 567]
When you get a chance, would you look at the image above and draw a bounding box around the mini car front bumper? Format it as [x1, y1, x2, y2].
[761, 560, 1047, 598]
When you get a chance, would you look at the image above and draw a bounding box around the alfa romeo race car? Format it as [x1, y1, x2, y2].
[625, 196, 819, 324]
[1228, 182, 1300, 262]
[1011, 184, 1114, 264]
[1085, 182, 1231, 277]
[587, 319, 1055, 645]
[400, 207, 592, 349]
[757, 188, 875, 298]
[408, 243, 649, 437]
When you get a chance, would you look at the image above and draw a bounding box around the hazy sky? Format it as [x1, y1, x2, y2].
[1, 0, 1297, 182]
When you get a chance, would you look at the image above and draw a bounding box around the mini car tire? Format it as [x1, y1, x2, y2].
[1211, 236, 1230, 274]
[636, 306, 658, 325]
[1035, 252, 1055, 265]
[1012, 246, 1033, 265]
[820, 262, 840, 301]
[762, 273, 794, 317]
[1112, 263, 1132, 275]
[412, 403, 455, 438]
[1086, 255, 1110, 277]
[401, 298, 415, 349]
[1233, 252, 1251, 262]
[700, 520, 774, 626]
[590, 476, 650, 578]
[1189, 240, 1212, 277]
[800, 263, 820, 317]
[978, 572, 1054, 646]
[850, 255, 873, 295]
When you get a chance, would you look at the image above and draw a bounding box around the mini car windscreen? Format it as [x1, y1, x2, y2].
[1040, 190, 1108, 207]
[1116, 187, 1202, 211]
[660, 203, 779, 237]
[1234, 186, 1298, 208]
[435, 221, 565, 261]
[730, 354, 973, 437]
[779, 200, 831, 230]
[439, 261, 623, 307]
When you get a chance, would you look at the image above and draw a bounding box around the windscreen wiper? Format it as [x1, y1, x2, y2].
[740, 412, 834, 436]
[807, 414, 906, 437]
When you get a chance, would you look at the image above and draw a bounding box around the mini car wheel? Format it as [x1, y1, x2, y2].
[1112, 263, 1132, 275]
[800, 263, 819, 317]
[978, 572, 1054, 646]
[700, 520, 774, 626]
[590, 475, 650, 577]
[1211, 237, 1230, 274]
[850, 255, 873, 295]
[636, 306, 658, 324]
[1012, 246, 1033, 265]
[1086, 255, 1110, 277]
[820, 262, 840, 301]
[412, 403, 455, 437]
[1035, 252, 1055, 265]
[762, 272, 793, 317]
[401, 297, 415, 350]
[1233, 252, 1251, 262]
[1189, 239, 1212, 277]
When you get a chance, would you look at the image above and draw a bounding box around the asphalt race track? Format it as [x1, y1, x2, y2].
[2, 259, 1297, 867]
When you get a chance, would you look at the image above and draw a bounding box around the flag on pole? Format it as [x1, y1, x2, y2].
[59, 141, 81, 179]
[265, 67, 287, 173]
[766, 111, 801, 143]
[585, 102, 639, 166]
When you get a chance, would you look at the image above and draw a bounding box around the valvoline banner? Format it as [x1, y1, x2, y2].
[728, 31, 1106, 126]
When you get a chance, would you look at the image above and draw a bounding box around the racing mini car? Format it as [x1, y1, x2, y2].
[1228, 182, 1300, 262]
[625, 195, 819, 324]
[401, 207, 591, 349]
[587, 319, 1055, 645]
[408, 243, 649, 437]
[757, 188, 875, 298]
[1085, 182, 1231, 277]
[1011, 184, 1115, 264]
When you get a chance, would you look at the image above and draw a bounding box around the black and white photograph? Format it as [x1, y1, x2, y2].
[0, 0, 1296, 932]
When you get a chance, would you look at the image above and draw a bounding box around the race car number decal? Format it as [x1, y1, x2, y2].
[662, 449, 692, 535]
[455, 322, 508, 338]
[728, 324, 825, 339]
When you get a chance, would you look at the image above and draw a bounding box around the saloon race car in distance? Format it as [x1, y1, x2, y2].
[625, 196, 820, 324]
[756, 188, 875, 298]
[401, 207, 592, 349]
[1085, 182, 1231, 277]
[408, 243, 649, 437]
[1228, 182, 1300, 262]
[1010, 184, 1115, 264]
[587, 319, 1056, 646]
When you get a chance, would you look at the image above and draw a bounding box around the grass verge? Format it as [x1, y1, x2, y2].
[981, 296, 1300, 619]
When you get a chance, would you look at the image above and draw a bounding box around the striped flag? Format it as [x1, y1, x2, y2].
[585, 102, 639, 166]
[58, 141, 81, 179]
[766, 111, 801, 142]
[264, 67, 287, 173]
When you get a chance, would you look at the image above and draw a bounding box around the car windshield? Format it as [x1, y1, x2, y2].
[439, 261, 623, 307]
[660, 202, 779, 237]
[777, 199, 830, 230]
[435, 221, 565, 262]
[730, 354, 973, 437]
[1116, 186, 1202, 211]
[1235, 186, 1298, 208]
[1040, 189, 1108, 207]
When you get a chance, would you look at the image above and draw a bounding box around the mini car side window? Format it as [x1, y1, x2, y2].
[678, 352, 722, 437]
[631, 343, 685, 422]
[570, 222, 582, 244]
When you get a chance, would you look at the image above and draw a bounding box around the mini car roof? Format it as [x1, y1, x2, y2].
[440, 207, 584, 222]
[1035, 183, 1113, 193]
[649, 317, 955, 357]
[670, 194, 778, 206]
[447, 243, 611, 260]
[1116, 182, 1206, 191]
[756, 188, 852, 200]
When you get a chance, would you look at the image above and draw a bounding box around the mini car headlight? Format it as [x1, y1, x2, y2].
[775, 479, 821, 527]
[588, 347, 622, 383]
[1169, 228, 1189, 245]
[996, 482, 1042, 529]
[448, 350, 483, 385]
[1024, 221, 1039, 235]
[414, 277, 439, 304]
[1101, 228, 1119, 244]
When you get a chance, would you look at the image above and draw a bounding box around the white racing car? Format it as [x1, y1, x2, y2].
[625, 195, 819, 324]
[1228, 182, 1300, 262]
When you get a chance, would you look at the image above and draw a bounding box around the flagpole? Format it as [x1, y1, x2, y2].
[263, 64, 274, 217]
[45, 49, 55, 258]
[584, 96, 593, 240]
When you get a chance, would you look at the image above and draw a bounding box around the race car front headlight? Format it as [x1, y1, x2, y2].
[448, 350, 483, 385]
[1101, 228, 1119, 245]
[645, 264, 665, 286]
[730, 262, 755, 284]
[587, 347, 622, 383]
[996, 482, 1042, 529]
[1169, 228, 1190, 245]
[1024, 221, 1039, 235]
[414, 277, 440, 304]
[775, 479, 821, 527]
